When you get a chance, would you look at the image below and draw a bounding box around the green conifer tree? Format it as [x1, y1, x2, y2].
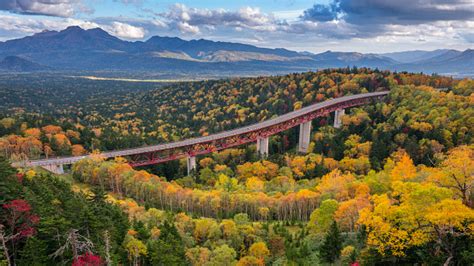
[320, 221, 342, 264]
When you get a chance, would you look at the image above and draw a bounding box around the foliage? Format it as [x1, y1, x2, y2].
[0, 163, 129, 265]
[1, 69, 473, 265]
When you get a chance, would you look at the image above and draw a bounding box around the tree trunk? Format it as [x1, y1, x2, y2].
[443, 255, 453, 266]
[103, 230, 112, 266]
[0, 226, 11, 266]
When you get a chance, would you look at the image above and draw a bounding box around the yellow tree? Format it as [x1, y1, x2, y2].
[316, 170, 356, 201]
[124, 236, 147, 266]
[199, 157, 215, 168]
[248, 242, 270, 262]
[215, 174, 239, 192]
[245, 177, 264, 192]
[425, 199, 474, 265]
[429, 146, 474, 207]
[334, 196, 370, 232]
[390, 153, 417, 182]
[358, 182, 453, 257]
[193, 218, 218, 244]
[237, 256, 264, 266]
[220, 219, 238, 240]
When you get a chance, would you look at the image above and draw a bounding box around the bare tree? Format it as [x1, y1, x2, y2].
[0, 225, 12, 266]
[103, 230, 112, 266]
[50, 229, 94, 262]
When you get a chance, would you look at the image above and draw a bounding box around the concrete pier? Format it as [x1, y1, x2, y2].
[187, 156, 196, 175]
[334, 109, 345, 128]
[298, 121, 312, 153]
[256, 137, 269, 157]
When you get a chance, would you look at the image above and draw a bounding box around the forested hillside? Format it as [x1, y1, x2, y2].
[0, 69, 462, 162]
[1, 69, 473, 265]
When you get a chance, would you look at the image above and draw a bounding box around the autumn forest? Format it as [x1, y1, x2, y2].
[1, 68, 473, 265]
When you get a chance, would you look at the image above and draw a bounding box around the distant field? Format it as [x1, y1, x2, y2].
[74, 75, 204, 83]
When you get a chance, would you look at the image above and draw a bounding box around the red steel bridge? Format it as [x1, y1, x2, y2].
[17, 91, 389, 174]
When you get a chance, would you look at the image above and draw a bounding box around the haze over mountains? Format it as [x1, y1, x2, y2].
[0, 26, 472, 77]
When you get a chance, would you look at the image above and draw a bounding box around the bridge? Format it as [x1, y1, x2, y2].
[18, 91, 389, 174]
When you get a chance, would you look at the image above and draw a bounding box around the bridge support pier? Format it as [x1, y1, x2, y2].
[187, 156, 196, 175]
[256, 137, 269, 158]
[298, 121, 312, 153]
[334, 109, 345, 128]
[41, 164, 64, 175]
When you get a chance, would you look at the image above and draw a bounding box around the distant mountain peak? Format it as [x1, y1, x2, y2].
[39, 26, 117, 41]
[58, 26, 88, 37]
[59, 26, 97, 36]
[64, 25, 86, 32]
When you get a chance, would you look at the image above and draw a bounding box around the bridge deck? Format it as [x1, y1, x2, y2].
[22, 91, 389, 167]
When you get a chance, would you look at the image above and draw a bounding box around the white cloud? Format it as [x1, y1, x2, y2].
[176, 21, 199, 34]
[160, 4, 279, 34]
[104, 21, 146, 39]
[152, 19, 168, 28]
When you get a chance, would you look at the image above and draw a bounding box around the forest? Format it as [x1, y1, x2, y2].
[1, 68, 473, 265]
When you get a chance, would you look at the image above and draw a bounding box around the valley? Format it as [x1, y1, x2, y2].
[1, 69, 473, 265]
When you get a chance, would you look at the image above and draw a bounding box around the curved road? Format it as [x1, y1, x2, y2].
[22, 91, 389, 167]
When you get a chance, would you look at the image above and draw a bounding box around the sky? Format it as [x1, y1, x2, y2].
[0, 0, 473, 53]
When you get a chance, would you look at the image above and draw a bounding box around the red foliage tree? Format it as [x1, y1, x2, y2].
[1, 199, 39, 264]
[2, 199, 39, 239]
[72, 253, 103, 266]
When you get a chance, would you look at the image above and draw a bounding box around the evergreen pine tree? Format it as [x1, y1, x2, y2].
[17, 237, 49, 265]
[0, 156, 19, 204]
[320, 221, 342, 264]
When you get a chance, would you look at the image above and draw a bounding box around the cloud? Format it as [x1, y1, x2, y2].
[104, 21, 146, 39]
[159, 4, 278, 34]
[0, 14, 98, 37]
[299, 0, 474, 39]
[303, 0, 474, 25]
[342, 0, 473, 25]
[281, 20, 375, 39]
[151, 19, 167, 28]
[0, 0, 91, 17]
[138, 2, 473, 46]
[176, 21, 200, 34]
[0, 14, 146, 41]
[301, 3, 339, 22]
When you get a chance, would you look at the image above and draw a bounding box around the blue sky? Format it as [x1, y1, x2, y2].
[0, 0, 473, 53]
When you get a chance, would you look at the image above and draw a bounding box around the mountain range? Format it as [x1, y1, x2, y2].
[0, 26, 472, 77]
